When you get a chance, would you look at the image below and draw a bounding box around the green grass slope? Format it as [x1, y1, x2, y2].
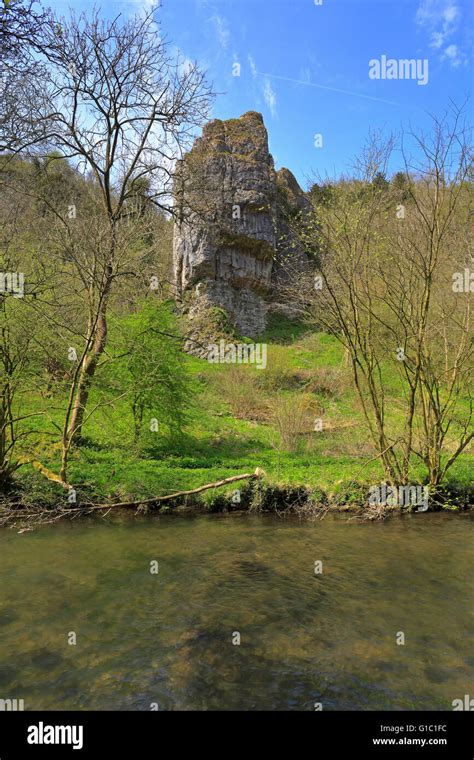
[11, 316, 473, 510]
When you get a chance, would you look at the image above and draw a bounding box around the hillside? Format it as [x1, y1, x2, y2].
[9, 313, 472, 518]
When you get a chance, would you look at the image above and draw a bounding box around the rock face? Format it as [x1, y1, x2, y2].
[173, 111, 308, 341]
[273, 167, 312, 287]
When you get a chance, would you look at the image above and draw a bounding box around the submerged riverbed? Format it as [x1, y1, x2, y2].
[0, 512, 473, 710]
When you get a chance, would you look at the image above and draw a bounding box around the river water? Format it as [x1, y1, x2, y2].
[0, 512, 473, 710]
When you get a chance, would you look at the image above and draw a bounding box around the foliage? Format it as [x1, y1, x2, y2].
[111, 300, 192, 442]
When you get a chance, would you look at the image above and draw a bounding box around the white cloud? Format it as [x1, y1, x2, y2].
[415, 0, 465, 66]
[248, 54, 258, 79]
[128, 0, 159, 15]
[416, 1, 459, 47]
[431, 31, 445, 49]
[179, 57, 195, 76]
[443, 43, 463, 65]
[246, 55, 278, 117]
[170, 45, 195, 76]
[263, 77, 277, 118]
[443, 4, 459, 23]
[210, 14, 230, 50]
[299, 67, 312, 84]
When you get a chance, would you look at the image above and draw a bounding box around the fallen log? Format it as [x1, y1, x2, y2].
[66, 467, 265, 512]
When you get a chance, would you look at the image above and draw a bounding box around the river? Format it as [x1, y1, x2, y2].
[0, 512, 473, 710]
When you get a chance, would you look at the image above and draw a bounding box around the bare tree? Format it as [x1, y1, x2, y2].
[1, 0, 50, 58]
[395, 105, 473, 485]
[291, 107, 472, 487]
[12, 8, 213, 480]
[0, 0, 56, 153]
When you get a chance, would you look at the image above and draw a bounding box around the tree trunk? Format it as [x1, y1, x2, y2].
[68, 267, 112, 441]
[60, 267, 113, 483]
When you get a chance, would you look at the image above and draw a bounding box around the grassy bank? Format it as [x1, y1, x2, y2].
[5, 317, 473, 517]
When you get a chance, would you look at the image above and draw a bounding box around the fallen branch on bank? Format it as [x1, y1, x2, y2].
[65, 467, 266, 512]
[0, 468, 266, 529]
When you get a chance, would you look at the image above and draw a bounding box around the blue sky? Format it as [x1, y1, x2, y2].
[47, 0, 473, 186]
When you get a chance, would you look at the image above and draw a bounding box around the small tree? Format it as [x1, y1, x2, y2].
[114, 300, 191, 443]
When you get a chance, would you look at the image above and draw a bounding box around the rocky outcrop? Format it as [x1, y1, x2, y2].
[173, 111, 309, 342]
[273, 167, 312, 287]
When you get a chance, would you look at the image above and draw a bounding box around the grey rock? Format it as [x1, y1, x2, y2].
[173, 111, 309, 340]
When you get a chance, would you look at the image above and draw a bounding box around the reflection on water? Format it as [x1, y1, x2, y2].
[0, 512, 473, 710]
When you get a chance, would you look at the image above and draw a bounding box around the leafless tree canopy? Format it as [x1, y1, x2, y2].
[289, 104, 473, 487]
[0, 5, 213, 485]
